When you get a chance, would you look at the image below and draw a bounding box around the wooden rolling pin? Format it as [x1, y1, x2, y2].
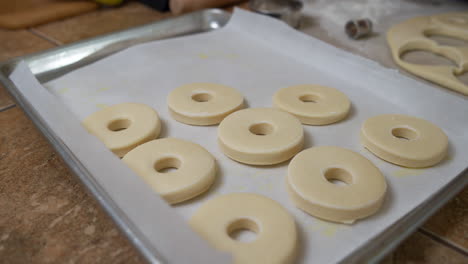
[170, 0, 242, 15]
[0, 0, 98, 30]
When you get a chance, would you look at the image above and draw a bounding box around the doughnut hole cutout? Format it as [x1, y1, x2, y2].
[424, 33, 468, 47]
[391, 127, 419, 141]
[299, 94, 320, 103]
[323, 168, 353, 186]
[154, 157, 181, 173]
[227, 218, 259, 243]
[108, 118, 132, 132]
[249, 123, 274, 136]
[192, 92, 213, 102]
[400, 49, 457, 67]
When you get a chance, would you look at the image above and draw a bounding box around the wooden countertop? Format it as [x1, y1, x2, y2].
[0, 2, 466, 263]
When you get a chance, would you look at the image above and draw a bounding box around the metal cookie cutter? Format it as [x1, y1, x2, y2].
[249, 0, 303, 28]
[345, 19, 373, 39]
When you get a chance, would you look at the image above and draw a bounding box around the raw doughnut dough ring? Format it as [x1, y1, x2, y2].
[82, 103, 161, 157]
[273, 84, 351, 125]
[168, 82, 244, 125]
[361, 114, 448, 168]
[122, 138, 216, 204]
[189, 193, 297, 264]
[287, 146, 387, 224]
[217, 108, 304, 165]
[387, 12, 468, 95]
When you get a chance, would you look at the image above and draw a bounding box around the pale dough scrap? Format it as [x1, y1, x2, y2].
[217, 108, 304, 165]
[361, 114, 448, 168]
[387, 12, 468, 95]
[273, 84, 351, 125]
[189, 193, 297, 264]
[287, 146, 387, 224]
[82, 103, 161, 157]
[122, 138, 216, 204]
[168, 82, 244, 125]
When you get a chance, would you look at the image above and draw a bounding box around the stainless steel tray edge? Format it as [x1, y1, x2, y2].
[2, 8, 230, 81]
[0, 9, 231, 264]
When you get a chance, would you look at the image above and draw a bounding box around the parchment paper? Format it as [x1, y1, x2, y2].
[11, 9, 468, 264]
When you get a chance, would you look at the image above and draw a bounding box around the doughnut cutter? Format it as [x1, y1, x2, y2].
[249, 0, 302, 28]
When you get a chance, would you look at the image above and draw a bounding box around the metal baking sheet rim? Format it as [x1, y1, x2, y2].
[0, 9, 466, 264]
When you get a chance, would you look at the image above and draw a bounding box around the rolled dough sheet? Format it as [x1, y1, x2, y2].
[387, 12, 468, 95]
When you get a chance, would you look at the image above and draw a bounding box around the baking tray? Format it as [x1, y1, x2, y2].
[1, 8, 467, 264]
